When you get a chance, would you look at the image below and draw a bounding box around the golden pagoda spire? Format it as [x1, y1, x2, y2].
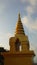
[15, 13, 25, 35]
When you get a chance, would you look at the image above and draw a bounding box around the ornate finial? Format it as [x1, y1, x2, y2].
[18, 13, 21, 21]
[18, 13, 20, 17]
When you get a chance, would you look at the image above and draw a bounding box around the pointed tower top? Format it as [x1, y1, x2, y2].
[18, 13, 21, 21]
[15, 13, 25, 35]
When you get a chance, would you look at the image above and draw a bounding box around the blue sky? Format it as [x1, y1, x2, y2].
[0, 0, 37, 63]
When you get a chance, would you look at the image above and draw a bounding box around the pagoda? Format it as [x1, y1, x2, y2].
[1, 13, 35, 65]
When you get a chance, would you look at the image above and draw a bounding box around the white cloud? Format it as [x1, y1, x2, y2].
[21, 0, 37, 53]
[20, 0, 37, 16]
[22, 16, 37, 30]
[26, 6, 33, 15]
[20, 0, 37, 6]
[29, 0, 37, 15]
[29, 0, 37, 6]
